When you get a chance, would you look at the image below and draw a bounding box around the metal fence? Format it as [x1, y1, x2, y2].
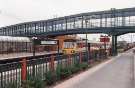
[0, 50, 107, 88]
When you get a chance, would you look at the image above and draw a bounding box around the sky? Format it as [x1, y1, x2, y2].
[0, 0, 135, 42]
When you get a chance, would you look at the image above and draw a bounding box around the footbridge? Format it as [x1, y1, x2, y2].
[1, 7, 135, 55]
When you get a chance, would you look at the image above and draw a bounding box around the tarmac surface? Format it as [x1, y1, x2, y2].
[54, 49, 135, 88]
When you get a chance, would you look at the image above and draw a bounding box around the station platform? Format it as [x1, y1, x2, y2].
[54, 49, 135, 88]
[0, 51, 61, 61]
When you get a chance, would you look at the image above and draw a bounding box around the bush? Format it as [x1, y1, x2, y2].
[45, 62, 89, 86]
[70, 66, 80, 73]
[56, 65, 72, 79]
[22, 76, 45, 88]
[70, 62, 88, 73]
[32, 77, 45, 88]
[22, 80, 33, 88]
[60, 67, 72, 79]
[45, 71, 57, 85]
[79, 62, 88, 70]
[6, 82, 18, 88]
[70, 63, 80, 73]
[56, 65, 62, 80]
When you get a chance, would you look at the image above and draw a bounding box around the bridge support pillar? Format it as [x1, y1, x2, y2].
[111, 35, 118, 56]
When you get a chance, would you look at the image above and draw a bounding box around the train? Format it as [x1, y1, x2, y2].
[62, 39, 77, 54]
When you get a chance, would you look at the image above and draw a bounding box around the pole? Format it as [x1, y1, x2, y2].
[115, 35, 117, 55]
[86, 33, 88, 62]
[104, 36, 107, 58]
[112, 35, 117, 56]
[57, 40, 60, 64]
[104, 40, 106, 50]
[112, 36, 115, 56]
[50, 55, 55, 71]
[33, 39, 36, 56]
[57, 40, 60, 54]
[85, 20, 89, 62]
[88, 43, 91, 62]
[32, 38, 36, 77]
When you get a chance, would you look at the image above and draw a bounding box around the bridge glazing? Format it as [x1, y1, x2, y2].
[0, 8, 135, 37]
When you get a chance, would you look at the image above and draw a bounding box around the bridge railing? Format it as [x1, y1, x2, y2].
[1, 8, 135, 36]
[0, 50, 107, 88]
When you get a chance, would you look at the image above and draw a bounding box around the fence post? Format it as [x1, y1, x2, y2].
[79, 52, 82, 63]
[68, 54, 71, 65]
[21, 58, 27, 81]
[0, 66, 3, 88]
[79, 43, 83, 63]
[89, 51, 93, 64]
[50, 55, 55, 71]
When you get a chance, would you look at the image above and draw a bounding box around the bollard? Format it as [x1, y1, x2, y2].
[21, 58, 27, 81]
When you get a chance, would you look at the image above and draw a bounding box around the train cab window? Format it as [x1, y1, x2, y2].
[64, 42, 76, 48]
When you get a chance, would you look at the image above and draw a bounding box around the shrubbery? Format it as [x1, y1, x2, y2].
[57, 66, 72, 79]
[45, 71, 57, 85]
[79, 62, 88, 70]
[70, 62, 88, 73]
[6, 82, 18, 88]
[21, 62, 89, 88]
[56, 65, 71, 80]
[22, 77, 45, 88]
[56, 62, 88, 80]
[70, 65, 80, 73]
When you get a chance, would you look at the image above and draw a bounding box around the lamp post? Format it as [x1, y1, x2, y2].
[31, 37, 37, 77]
[32, 37, 37, 56]
[57, 39, 60, 64]
[84, 15, 95, 62]
[84, 18, 89, 62]
[104, 36, 107, 57]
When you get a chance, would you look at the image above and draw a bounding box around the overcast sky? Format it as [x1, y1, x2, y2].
[0, 0, 135, 42]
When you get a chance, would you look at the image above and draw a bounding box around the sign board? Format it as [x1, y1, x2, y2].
[41, 41, 57, 45]
[34, 39, 58, 45]
[100, 37, 110, 42]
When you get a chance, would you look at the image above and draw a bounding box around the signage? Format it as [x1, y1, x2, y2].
[41, 41, 57, 45]
[100, 36, 110, 42]
[34, 39, 58, 45]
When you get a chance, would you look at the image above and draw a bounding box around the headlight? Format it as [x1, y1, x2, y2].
[71, 50, 75, 53]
